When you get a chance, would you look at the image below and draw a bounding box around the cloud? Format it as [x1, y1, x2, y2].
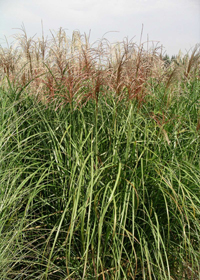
[0, 0, 199, 56]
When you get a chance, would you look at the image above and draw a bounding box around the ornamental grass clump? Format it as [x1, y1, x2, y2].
[0, 26, 200, 279]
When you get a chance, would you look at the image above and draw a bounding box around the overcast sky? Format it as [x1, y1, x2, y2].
[0, 0, 200, 56]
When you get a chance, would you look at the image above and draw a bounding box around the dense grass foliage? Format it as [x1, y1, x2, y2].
[0, 77, 200, 279]
[0, 28, 200, 279]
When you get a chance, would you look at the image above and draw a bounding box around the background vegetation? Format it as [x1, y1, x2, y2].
[0, 26, 200, 279]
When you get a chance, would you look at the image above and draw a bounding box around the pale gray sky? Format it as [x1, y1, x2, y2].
[0, 0, 200, 56]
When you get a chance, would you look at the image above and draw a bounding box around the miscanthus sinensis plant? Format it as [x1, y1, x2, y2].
[0, 26, 200, 279]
